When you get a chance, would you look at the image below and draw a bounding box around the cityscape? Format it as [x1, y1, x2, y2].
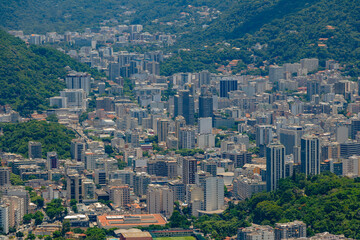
[0, 1, 360, 240]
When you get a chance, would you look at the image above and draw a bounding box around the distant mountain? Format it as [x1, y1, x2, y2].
[0, 0, 232, 34]
[2, 0, 360, 75]
[0, 29, 99, 116]
[0, 0, 126, 34]
[178, 0, 360, 72]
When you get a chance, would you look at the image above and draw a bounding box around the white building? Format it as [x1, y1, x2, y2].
[199, 117, 212, 134]
[204, 177, 224, 212]
[343, 155, 360, 177]
[60, 89, 86, 109]
[0, 204, 9, 234]
[147, 184, 174, 218]
[49, 96, 68, 108]
[197, 134, 215, 149]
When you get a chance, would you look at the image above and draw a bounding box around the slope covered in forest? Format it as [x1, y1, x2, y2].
[194, 173, 360, 239]
[0, 29, 100, 116]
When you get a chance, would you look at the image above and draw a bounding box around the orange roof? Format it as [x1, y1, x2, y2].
[98, 214, 166, 228]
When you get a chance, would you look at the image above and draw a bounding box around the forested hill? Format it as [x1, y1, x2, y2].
[0, 29, 100, 116]
[2, 0, 360, 75]
[0, 0, 233, 34]
[179, 0, 360, 70]
[194, 173, 360, 239]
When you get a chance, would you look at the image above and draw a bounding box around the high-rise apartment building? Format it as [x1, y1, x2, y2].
[351, 119, 360, 139]
[279, 126, 303, 159]
[174, 90, 195, 125]
[306, 80, 320, 101]
[109, 185, 130, 208]
[175, 116, 186, 139]
[269, 65, 284, 83]
[82, 179, 96, 201]
[275, 221, 307, 240]
[60, 89, 86, 109]
[66, 72, 91, 94]
[199, 94, 213, 118]
[95, 169, 107, 185]
[199, 70, 211, 86]
[147, 184, 174, 218]
[134, 172, 151, 196]
[220, 79, 238, 98]
[0, 167, 10, 186]
[266, 142, 285, 192]
[157, 119, 170, 142]
[204, 177, 224, 212]
[67, 173, 83, 203]
[301, 135, 321, 176]
[182, 157, 197, 185]
[179, 127, 196, 149]
[0, 204, 9, 234]
[300, 58, 319, 72]
[256, 125, 273, 157]
[71, 139, 86, 162]
[28, 141, 42, 159]
[47, 152, 59, 170]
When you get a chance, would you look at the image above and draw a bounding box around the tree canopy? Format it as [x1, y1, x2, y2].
[194, 173, 360, 239]
[0, 120, 76, 159]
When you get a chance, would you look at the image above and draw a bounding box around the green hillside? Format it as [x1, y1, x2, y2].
[174, 0, 360, 74]
[194, 173, 360, 239]
[0, 0, 126, 34]
[0, 120, 76, 159]
[0, 29, 100, 116]
[3, 0, 359, 72]
[0, 0, 232, 34]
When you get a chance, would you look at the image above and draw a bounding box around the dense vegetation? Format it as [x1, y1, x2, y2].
[2, 0, 360, 75]
[168, 0, 360, 75]
[0, 0, 231, 34]
[0, 29, 102, 116]
[0, 120, 76, 159]
[194, 173, 360, 239]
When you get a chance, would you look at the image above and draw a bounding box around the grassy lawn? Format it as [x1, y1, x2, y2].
[154, 237, 196, 240]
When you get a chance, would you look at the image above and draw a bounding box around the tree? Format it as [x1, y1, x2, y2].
[32, 196, 44, 208]
[16, 232, 24, 237]
[169, 210, 191, 229]
[10, 173, 24, 185]
[105, 145, 114, 155]
[61, 220, 71, 236]
[45, 199, 65, 220]
[70, 199, 77, 207]
[34, 211, 44, 225]
[46, 114, 58, 122]
[85, 227, 106, 240]
[73, 228, 84, 234]
[26, 233, 36, 240]
[52, 230, 62, 238]
[23, 214, 33, 224]
[72, 205, 78, 213]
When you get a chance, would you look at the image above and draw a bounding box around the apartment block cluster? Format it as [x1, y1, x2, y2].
[4, 25, 360, 239]
[9, 24, 174, 47]
[0, 169, 30, 234]
[238, 221, 352, 240]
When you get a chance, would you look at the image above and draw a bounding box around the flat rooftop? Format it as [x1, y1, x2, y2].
[98, 214, 167, 229]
